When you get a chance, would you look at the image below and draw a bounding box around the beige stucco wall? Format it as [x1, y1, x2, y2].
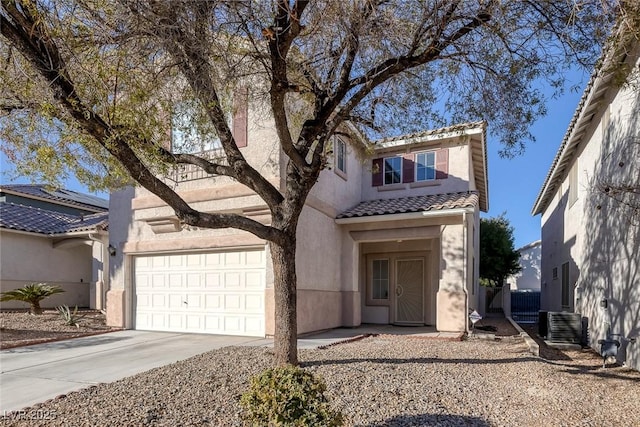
[360, 138, 472, 202]
[0, 231, 92, 309]
[540, 52, 640, 370]
[309, 137, 364, 213]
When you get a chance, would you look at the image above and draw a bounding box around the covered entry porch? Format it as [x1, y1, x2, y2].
[336, 194, 479, 333]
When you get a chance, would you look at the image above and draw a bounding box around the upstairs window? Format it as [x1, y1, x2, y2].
[416, 151, 436, 181]
[335, 137, 346, 174]
[384, 157, 402, 185]
[372, 148, 448, 187]
[171, 87, 248, 154]
[171, 101, 222, 154]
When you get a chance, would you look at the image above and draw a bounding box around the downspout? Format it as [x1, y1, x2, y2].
[462, 211, 469, 333]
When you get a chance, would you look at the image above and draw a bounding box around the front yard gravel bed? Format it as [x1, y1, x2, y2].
[0, 311, 114, 349]
[2, 335, 639, 426]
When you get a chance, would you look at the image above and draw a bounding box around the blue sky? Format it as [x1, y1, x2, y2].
[482, 68, 589, 248]
[1, 71, 588, 249]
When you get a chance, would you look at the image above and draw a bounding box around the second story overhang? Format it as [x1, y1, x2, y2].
[370, 122, 488, 212]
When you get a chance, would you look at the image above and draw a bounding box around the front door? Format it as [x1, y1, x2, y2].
[394, 258, 424, 324]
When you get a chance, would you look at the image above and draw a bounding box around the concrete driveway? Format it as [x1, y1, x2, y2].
[0, 330, 268, 413]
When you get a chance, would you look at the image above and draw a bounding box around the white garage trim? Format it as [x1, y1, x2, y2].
[134, 248, 266, 337]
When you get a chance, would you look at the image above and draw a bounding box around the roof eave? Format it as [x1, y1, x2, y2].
[374, 124, 485, 150]
[335, 206, 475, 225]
[532, 36, 639, 216]
[0, 188, 106, 213]
[531, 71, 615, 216]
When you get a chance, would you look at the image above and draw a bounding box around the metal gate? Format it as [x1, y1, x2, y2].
[511, 291, 540, 323]
[485, 287, 503, 314]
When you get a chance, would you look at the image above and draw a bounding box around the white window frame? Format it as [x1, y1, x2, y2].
[334, 137, 347, 178]
[383, 156, 402, 185]
[367, 256, 390, 306]
[415, 151, 436, 182]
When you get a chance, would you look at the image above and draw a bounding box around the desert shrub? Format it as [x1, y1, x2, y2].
[56, 305, 86, 328]
[240, 365, 343, 427]
[0, 283, 64, 315]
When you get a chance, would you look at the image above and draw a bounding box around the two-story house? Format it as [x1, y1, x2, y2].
[106, 115, 488, 337]
[532, 39, 639, 370]
[0, 184, 109, 310]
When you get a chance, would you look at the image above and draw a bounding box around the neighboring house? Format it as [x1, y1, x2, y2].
[107, 114, 488, 337]
[0, 184, 109, 310]
[508, 240, 541, 291]
[532, 41, 639, 370]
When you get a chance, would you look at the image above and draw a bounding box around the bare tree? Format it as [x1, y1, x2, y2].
[0, 0, 628, 365]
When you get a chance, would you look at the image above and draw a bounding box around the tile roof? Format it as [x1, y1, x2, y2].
[0, 184, 108, 211]
[0, 202, 108, 235]
[337, 191, 479, 219]
[373, 121, 486, 146]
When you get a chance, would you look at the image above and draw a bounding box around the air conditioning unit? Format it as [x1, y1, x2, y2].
[547, 312, 582, 344]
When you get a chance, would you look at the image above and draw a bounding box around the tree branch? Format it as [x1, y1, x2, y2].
[143, 0, 285, 210]
[0, 1, 280, 242]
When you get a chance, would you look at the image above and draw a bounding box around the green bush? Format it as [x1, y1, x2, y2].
[0, 283, 64, 315]
[240, 365, 343, 427]
[56, 305, 86, 328]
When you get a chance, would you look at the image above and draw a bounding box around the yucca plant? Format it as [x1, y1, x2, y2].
[0, 283, 64, 315]
[56, 305, 86, 328]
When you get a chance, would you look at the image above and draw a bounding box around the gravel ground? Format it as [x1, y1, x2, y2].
[0, 310, 114, 349]
[2, 334, 639, 427]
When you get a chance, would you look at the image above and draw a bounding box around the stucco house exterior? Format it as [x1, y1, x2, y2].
[107, 116, 488, 337]
[508, 240, 541, 291]
[0, 184, 109, 310]
[532, 41, 639, 370]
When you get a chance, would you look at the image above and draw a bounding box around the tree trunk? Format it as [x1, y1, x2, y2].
[30, 301, 43, 315]
[270, 237, 298, 365]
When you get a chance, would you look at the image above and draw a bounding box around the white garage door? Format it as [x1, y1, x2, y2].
[134, 249, 265, 336]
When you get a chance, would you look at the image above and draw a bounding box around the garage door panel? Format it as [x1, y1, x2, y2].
[168, 294, 184, 309]
[245, 250, 264, 266]
[224, 252, 242, 266]
[186, 274, 202, 288]
[168, 274, 183, 287]
[205, 294, 222, 309]
[224, 294, 241, 310]
[168, 314, 182, 328]
[151, 275, 166, 288]
[245, 317, 264, 335]
[186, 315, 202, 329]
[205, 253, 221, 266]
[245, 272, 263, 289]
[186, 254, 200, 266]
[223, 272, 241, 288]
[152, 294, 166, 308]
[245, 294, 263, 311]
[152, 256, 167, 268]
[135, 249, 265, 336]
